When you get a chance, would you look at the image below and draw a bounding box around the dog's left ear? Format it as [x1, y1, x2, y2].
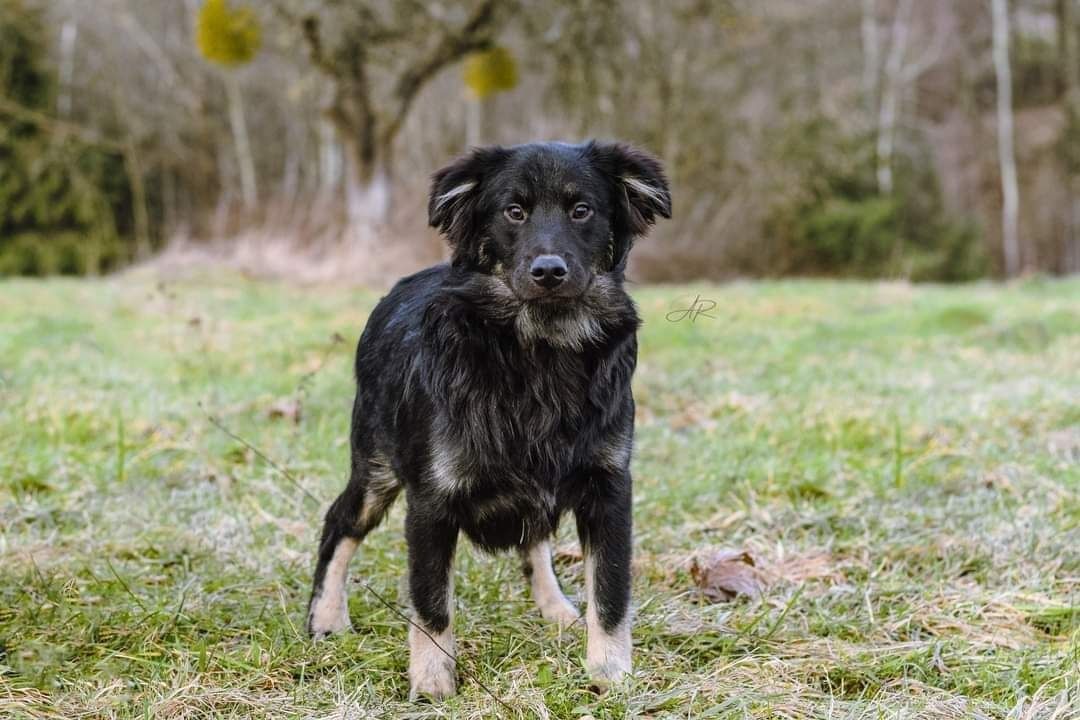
[429, 146, 511, 251]
[585, 141, 672, 237]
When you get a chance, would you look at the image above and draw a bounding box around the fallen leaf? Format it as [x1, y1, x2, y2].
[690, 549, 765, 602]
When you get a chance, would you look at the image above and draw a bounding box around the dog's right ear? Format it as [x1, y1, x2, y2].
[429, 146, 511, 246]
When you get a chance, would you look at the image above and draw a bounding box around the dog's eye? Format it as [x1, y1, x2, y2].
[504, 204, 527, 223]
[571, 203, 593, 221]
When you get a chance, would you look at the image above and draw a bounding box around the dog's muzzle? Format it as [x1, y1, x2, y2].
[529, 255, 568, 289]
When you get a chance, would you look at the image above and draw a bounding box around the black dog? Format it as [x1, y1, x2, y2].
[306, 141, 671, 699]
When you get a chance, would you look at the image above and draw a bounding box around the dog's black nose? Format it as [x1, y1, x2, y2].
[530, 255, 568, 289]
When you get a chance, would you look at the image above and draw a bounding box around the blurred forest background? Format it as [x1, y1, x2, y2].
[3, 0, 1080, 282]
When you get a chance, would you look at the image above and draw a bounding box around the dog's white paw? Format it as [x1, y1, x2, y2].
[309, 537, 358, 639]
[586, 618, 632, 694]
[408, 624, 456, 701]
[539, 596, 581, 629]
[409, 658, 456, 701]
[307, 590, 352, 639]
[586, 657, 631, 694]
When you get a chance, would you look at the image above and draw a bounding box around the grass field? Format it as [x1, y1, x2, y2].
[1, 272, 1078, 719]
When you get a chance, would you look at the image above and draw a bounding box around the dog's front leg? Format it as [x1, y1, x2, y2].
[406, 503, 459, 701]
[575, 472, 633, 690]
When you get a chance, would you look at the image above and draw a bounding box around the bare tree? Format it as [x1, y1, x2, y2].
[869, 0, 951, 196]
[992, 0, 1020, 276]
[272, 1, 506, 240]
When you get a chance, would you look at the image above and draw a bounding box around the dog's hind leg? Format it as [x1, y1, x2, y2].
[520, 540, 580, 629]
[307, 452, 400, 638]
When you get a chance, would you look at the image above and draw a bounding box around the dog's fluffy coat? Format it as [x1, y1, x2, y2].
[307, 141, 671, 699]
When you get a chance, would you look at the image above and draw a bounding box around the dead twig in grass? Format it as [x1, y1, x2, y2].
[201, 404, 322, 506]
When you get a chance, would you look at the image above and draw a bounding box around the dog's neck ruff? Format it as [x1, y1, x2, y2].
[440, 271, 637, 353]
[514, 304, 605, 351]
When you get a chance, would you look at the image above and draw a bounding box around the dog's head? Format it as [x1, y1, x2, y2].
[428, 141, 671, 303]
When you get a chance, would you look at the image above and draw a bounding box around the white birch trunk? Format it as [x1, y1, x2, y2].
[877, 0, 912, 195]
[344, 156, 391, 243]
[318, 119, 343, 199]
[1058, 0, 1080, 273]
[226, 74, 258, 211]
[861, 0, 880, 118]
[992, 0, 1021, 276]
[58, 20, 78, 118]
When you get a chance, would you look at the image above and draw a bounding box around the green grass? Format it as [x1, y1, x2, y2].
[1, 271, 1078, 719]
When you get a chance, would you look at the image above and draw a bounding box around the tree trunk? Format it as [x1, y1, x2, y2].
[123, 141, 151, 260]
[281, 143, 300, 205]
[318, 118, 343, 200]
[877, 0, 912, 195]
[466, 97, 482, 147]
[225, 74, 258, 211]
[212, 137, 234, 238]
[992, 0, 1021, 277]
[58, 20, 78, 118]
[290, 0, 502, 244]
[861, 0, 880, 118]
[1058, 0, 1080, 273]
[162, 166, 178, 237]
[1058, 0, 1078, 95]
[343, 144, 391, 242]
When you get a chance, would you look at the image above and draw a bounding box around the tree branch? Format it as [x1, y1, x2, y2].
[0, 96, 126, 152]
[111, 3, 201, 111]
[380, 0, 503, 147]
[299, 14, 339, 77]
[273, 4, 377, 162]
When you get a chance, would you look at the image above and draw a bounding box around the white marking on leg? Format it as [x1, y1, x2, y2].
[409, 565, 456, 699]
[429, 437, 469, 495]
[584, 554, 632, 686]
[595, 430, 632, 472]
[526, 541, 580, 628]
[360, 452, 400, 526]
[308, 537, 358, 637]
